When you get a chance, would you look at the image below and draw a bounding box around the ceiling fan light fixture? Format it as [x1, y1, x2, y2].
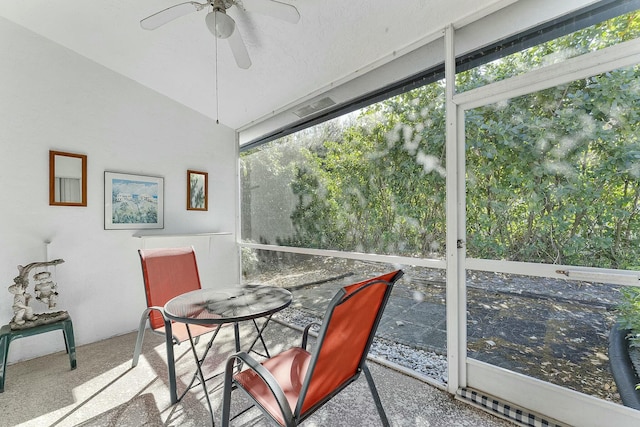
[205, 10, 235, 39]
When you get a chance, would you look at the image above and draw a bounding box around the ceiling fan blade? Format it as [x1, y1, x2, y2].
[226, 27, 252, 69]
[141, 1, 209, 30]
[242, 0, 300, 24]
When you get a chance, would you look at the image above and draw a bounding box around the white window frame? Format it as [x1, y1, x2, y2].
[450, 30, 640, 427]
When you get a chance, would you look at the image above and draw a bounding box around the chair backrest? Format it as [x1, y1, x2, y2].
[297, 269, 403, 417]
[138, 247, 202, 330]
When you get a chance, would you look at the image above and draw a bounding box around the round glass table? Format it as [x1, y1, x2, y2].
[164, 284, 292, 325]
[163, 284, 292, 423]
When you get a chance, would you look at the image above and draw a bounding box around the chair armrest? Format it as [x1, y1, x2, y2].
[225, 351, 295, 425]
[137, 306, 169, 324]
[132, 306, 173, 367]
[301, 322, 321, 349]
[138, 306, 175, 341]
[148, 305, 166, 315]
[140, 305, 167, 318]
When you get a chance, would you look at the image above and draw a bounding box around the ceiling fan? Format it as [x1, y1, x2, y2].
[140, 0, 300, 69]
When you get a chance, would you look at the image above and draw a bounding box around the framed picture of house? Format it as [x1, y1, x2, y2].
[187, 170, 208, 211]
[104, 172, 164, 229]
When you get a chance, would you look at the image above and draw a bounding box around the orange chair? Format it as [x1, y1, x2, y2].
[131, 247, 219, 403]
[221, 270, 404, 427]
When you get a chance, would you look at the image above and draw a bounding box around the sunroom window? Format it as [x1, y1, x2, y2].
[239, 1, 640, 419]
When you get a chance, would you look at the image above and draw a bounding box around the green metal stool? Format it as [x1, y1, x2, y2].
[0, 316, 77, 392]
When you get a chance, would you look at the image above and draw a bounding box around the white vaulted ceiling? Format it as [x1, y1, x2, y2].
[0, 0, 513, 131]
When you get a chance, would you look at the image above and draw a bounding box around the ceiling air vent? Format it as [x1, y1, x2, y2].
[293, 97, 336, 118]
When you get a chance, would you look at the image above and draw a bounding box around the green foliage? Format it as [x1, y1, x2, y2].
[458, 11, 640, 268]
[241, 245, 259, 277]
[189, 175, 205, 208]
[619, 287, 640, 348]
[464, 65, 640, 268]
[282, 85, 447, 255]
[619, 286, 640, 393]
[241, 12, 640, 268]
[456, 11, 640, 92]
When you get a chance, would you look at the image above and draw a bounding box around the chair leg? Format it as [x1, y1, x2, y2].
[131, 311, 150, 368]
[221, 356, 237, 427]
[0, 333, 9, 393]
[363, 363, 390, 427]
[62, 318, 77, 370]
[164, 321, 178, 404]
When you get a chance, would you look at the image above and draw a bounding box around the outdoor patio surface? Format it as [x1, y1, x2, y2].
[1, 320, 515, 427]
[247, 259, 623, 403]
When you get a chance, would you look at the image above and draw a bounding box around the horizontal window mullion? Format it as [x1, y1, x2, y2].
[454, 37, 640, 110]
[240, 242, 446, 270]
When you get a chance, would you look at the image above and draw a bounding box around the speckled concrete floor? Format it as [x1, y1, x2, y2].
[2, 321, 514, 427]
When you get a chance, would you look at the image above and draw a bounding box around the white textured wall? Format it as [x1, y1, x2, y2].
[0, 18, 239, 363]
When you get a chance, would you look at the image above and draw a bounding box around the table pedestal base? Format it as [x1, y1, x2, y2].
[182, 316, 275, 426]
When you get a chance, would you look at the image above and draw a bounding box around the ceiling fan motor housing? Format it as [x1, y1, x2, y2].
[206, 9, 236, 39]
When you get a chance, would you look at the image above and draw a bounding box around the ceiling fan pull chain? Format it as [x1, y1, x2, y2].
[215, 32, 220, 125]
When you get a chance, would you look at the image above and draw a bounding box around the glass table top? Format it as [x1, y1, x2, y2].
[163, 284, 292, 325]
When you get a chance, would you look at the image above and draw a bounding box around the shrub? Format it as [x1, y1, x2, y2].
[619, 286, 640, 348]
[618, 287, 640, 390]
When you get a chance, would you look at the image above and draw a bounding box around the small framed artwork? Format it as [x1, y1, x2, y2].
[187, 170, 208, 211]
[104, 172, 164, 230]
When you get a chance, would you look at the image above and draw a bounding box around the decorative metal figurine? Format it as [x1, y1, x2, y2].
[7, 259, 67, 330]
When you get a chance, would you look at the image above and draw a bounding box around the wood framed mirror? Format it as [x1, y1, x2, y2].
[49, 150, 87, 206]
